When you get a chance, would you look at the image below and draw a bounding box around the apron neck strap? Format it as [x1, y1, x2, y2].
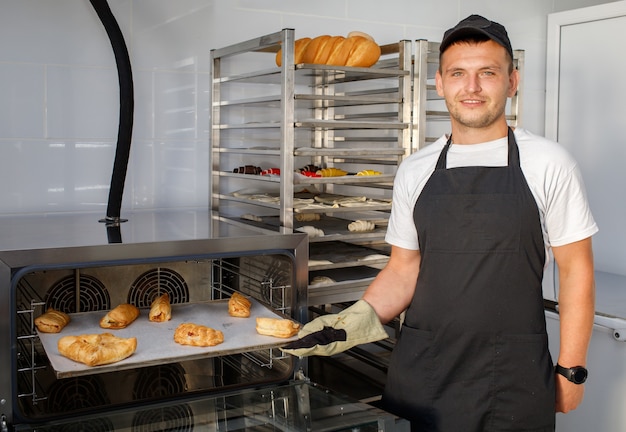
[435, 127, 518, 170]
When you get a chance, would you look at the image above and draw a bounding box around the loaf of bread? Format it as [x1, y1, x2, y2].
[99, 304, 140, 329]
[255, 317, 300, 338]
[174, 323, 224, 347]
[58, 332, 137, 366]
[228, 292, 252, 318]
[35, 308, 71, 333]
[275, 32, 380, 68]
[149, 293, 172, 323]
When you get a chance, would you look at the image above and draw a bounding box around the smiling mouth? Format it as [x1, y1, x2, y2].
[461, 99, 485, 105]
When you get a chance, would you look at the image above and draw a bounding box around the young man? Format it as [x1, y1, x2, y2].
[284, 15, 597, 432]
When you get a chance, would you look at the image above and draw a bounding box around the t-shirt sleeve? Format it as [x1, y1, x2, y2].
[385, 163, 421, 251]
[543, 160, 598, 247]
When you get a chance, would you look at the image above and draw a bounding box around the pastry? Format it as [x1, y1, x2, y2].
[35, 308, 71, 333]
[316, 167, 347, 177]
[99, 304, 140, 329]
[57, 333, 137, 367]
[295, 213, 320, 222]
[255, 317, 300, 338]
[174, 323, 224, 347]
[348, 220, 376, 232]
[310, 276, 336, 286]
[228, 292, 252, 318]
[296, 226, 325, 238]
[356, 169, 382, 176]
[149, 293, 172, 322]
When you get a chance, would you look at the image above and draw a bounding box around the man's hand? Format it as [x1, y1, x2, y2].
[555, 373, 585, 413]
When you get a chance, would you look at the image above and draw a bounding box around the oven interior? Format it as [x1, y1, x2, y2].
[4, 236, 308, 428]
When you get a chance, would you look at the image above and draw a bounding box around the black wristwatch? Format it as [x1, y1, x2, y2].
[555, 364, 588, 384]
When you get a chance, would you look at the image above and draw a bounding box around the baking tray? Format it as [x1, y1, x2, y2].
[37, 297, 299, 379]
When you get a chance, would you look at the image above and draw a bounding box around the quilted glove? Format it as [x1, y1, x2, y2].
[281, 300, 388, 357]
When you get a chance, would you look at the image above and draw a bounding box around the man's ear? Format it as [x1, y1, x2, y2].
[508, 68, 520, 98]
[435, 70, 444, 97]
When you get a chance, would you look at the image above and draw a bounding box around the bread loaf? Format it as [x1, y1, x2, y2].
[35, 308, 71, 333]
[275, 32, 380, 68]
[58, 333, 137, 366]
[255, 317, 300, 338]
[275, 37, 312, 67]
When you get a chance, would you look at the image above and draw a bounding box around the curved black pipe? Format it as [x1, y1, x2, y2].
[90, 0, 133, 225]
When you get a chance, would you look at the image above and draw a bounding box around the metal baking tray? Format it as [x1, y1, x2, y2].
[37, 297, 299, 379]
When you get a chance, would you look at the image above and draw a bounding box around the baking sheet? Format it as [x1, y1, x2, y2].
[37, 297, 300, 379]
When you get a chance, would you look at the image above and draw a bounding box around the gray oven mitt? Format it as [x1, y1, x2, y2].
[280, 299, 388, 357]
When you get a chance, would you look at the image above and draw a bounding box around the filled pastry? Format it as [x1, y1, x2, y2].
[174, 323, 224, 347]
[58, 332, 137, 366]
[149, 293, 172, 322]
[255, 317, 300, 338]
[35, 308, 71, 333]
[228, 292, 252, 318]
[99, 304, 140, 329]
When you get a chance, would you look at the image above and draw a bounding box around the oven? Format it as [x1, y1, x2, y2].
[0, 210, 404, 431]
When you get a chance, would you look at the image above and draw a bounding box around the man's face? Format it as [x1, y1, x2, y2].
[436, 40, 518, 131]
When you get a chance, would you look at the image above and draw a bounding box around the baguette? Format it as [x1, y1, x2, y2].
[35, 308, 71, 333]
[149, 293, 172, 322]
[99, 304, 140, 329]
[228, 292, 252, 318]
[255, 317, 300, 338]
[58, 333, 137, 366]
[174, 323, 224, 347]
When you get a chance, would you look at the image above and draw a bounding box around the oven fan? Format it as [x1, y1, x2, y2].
[45, 274, 110, 313]
[131, 403, 194, 432]
[127, 268, 189, 307]
[132, 363, 188, 399]
[45, 417, 114, 432]
[47, 375, 109, 410]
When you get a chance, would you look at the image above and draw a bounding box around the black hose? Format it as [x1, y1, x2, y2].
[90, 0, 133, 224]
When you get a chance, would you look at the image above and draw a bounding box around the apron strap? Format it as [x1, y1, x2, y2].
[436, 127, 519, 170]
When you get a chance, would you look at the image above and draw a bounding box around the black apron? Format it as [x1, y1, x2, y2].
[381, 129, 555, 431]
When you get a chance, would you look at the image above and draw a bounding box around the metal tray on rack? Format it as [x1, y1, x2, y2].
[37, 297, 299, 379]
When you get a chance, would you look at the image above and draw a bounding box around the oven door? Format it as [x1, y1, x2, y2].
[12, 381, 406, 431]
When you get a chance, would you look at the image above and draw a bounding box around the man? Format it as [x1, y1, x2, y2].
[283, 15, 597, 432]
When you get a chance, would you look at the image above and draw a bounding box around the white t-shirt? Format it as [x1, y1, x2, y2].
[385, 128, 598, 255]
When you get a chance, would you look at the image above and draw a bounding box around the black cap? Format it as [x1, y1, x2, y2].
[440, 14, 513, 59]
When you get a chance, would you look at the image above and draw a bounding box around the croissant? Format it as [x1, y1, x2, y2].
[99, 304, 140, 329]
[255, 317, 300, 338]
[174, 323, 224, 347]
[295, 213, 320, 222]
[356, 169, 382, 176]
[228, 292, 252, 318]
[35, 308, 71, 333]
[58, 333, 137, 366]
[348, 220, 376, 232]
[149, 293, 172, 322]
[297, 226, 325, 238]
[316, 167, 347, 177]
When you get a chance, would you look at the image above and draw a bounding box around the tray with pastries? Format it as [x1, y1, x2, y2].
[36, 296, 300, 379]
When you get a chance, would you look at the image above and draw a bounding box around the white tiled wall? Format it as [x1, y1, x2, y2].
[0, 0, 616, 216]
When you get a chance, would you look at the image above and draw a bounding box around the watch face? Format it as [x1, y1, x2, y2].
[572, 368, 588, 384]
